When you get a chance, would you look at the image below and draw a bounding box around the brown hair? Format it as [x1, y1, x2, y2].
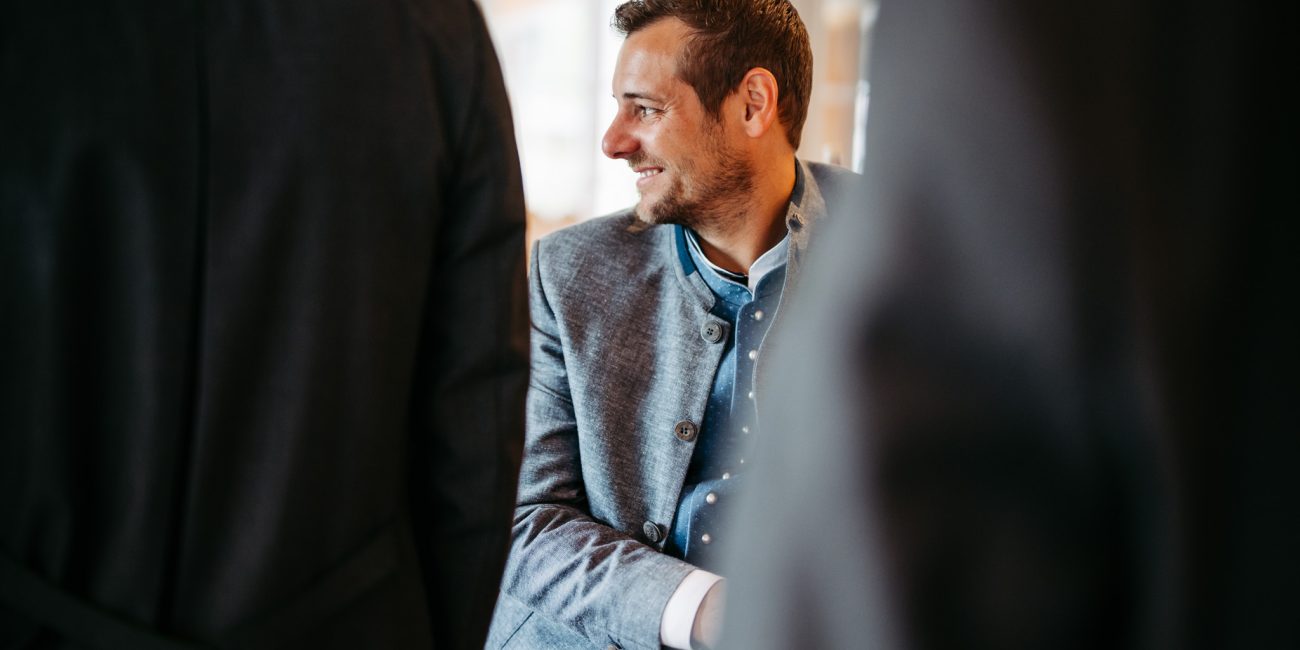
[613, 0, 813, 149]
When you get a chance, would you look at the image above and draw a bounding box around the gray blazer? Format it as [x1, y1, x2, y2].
[488, 160, 857, 649]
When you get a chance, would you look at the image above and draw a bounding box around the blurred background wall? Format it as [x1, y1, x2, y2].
[479, 0, 878, 245]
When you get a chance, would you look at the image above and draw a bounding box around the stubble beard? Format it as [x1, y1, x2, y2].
[631, 128, 756, 233]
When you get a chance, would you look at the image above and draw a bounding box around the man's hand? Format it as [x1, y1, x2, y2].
[690, 580, 727, 650]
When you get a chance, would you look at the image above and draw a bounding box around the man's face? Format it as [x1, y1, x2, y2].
[602, 18, 754, 228]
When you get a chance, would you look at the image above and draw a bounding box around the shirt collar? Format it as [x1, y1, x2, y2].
[683, 226, 789, 295]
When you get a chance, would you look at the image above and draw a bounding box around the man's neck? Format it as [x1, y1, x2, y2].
[692, 157, 797, 275]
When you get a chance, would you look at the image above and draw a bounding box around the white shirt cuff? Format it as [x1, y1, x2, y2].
[660, 569, 724, 649]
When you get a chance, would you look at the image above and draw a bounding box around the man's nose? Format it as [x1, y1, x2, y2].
[601, 114, 638, 160]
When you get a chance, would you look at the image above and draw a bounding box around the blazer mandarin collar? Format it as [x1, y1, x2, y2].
[666, 157, 828, 311]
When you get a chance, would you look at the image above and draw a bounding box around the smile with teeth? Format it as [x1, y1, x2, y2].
[635, 167, 663, 188]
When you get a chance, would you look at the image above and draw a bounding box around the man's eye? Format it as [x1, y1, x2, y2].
[637, 105, 661, 118]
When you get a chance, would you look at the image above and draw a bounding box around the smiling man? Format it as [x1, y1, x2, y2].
[486, 2, 857, 649]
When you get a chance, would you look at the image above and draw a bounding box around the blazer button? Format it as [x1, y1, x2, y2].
[673, 420, 698, 442]
[643, 521, 664, 543]
[700, 320, 726, 344]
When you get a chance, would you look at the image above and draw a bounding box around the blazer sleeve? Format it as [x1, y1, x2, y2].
[497, 239, 696, 650]
[411, 3, 528, 648]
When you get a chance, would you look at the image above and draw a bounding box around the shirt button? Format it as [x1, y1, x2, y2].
[741, 426, 750, 434]
[739, 458, 746, 465]
[700, 321, 726, 344]
[747, 349, 758, 360]
[722, 472, 732, 480]
[673, 420, 698, 442]
[705, 492, 718, 505]
[700, 533, 713, 545]
[642, 521, 664, 543]
[747, 391, 755, 400]
[753, 309, 764, 321]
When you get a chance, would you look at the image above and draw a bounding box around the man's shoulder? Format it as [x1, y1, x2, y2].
[804, 160, 861, 202]
[529, 209, 687, 326]
[537, 208, 646, 249]
[532, 209, 670, 280]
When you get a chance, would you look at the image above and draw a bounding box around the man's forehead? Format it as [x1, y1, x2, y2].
[612, 18, 692, 96]
[624, 16, 693, 53]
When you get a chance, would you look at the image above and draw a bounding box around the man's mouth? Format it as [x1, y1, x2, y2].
[634, 166, 663, 188]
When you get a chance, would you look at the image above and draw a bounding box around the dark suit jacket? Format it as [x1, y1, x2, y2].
[721, 1, 1296, 649]
[0, 1, 527, 648]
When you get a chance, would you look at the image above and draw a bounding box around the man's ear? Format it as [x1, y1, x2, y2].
[739, 67, 780, 138]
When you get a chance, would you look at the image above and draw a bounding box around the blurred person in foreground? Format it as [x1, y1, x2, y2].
[486, 1, 857, 648]
[720, 0, 1296, 648]
[0, 1, 527, 648]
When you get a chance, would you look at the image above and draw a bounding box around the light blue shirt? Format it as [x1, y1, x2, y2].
[667, 225, 788, 570]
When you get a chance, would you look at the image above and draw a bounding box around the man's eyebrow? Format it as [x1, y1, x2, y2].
[619, 92, 664, 102]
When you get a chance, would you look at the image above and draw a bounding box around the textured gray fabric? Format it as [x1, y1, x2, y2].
[488, 160, 856, 649]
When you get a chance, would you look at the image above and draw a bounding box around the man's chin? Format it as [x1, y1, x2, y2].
[632, 202, 666, 225]
[633, 198, 685, 227]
